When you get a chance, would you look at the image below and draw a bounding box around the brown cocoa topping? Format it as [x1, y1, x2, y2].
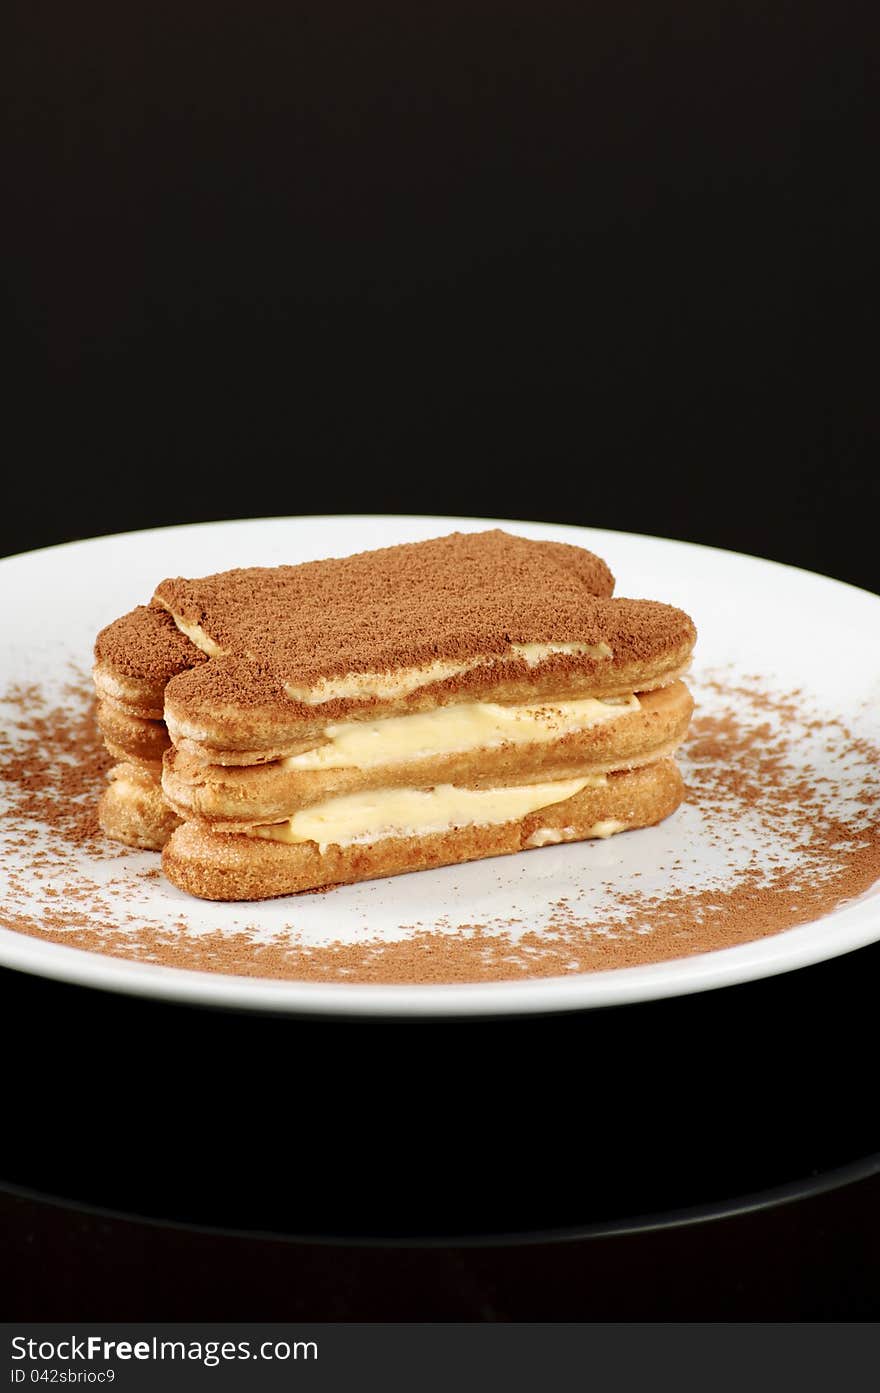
[94, 605, 206, 680]
[152, 530, 692, 692]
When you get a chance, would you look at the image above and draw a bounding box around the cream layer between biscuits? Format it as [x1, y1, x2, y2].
[250, 775, 608, 853]
[281, 693, 640, 771]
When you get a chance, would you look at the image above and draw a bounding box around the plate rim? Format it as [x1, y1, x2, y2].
[2, 512, 878, 1018]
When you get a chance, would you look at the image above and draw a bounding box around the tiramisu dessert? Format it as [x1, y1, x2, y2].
[93, 530, 696, 900]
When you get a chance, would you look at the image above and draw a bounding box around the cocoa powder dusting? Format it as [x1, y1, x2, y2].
[0, 680, 112, 846]
[151, 530, 692, 699]
[1, 669, 879, 986]
[94, 604, 208, 681]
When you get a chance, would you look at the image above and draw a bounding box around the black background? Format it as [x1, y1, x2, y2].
[5, 0, 878, 583]
[4, 0, 880, 1321]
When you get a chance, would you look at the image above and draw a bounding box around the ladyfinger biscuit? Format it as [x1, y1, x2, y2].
[98, 761, 181, 851]
[151, 531, 693, 761]
[162, 759, 684, 901]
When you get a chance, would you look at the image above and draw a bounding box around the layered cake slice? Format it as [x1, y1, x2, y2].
[93, 530, 696, 899]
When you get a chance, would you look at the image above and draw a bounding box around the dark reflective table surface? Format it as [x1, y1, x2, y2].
[3, 942, 879, 1318]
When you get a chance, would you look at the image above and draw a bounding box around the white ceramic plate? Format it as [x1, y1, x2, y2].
[1, 514, 879, 1016]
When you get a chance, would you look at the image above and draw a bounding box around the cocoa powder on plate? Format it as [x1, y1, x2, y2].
[1, 669, 879, 984]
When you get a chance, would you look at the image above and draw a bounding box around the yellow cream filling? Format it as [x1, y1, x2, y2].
[251, 776, 603, 852]
[525, 818, 626, 847]
[165, 616, 224, 659]
[283, 693, 638, 770]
